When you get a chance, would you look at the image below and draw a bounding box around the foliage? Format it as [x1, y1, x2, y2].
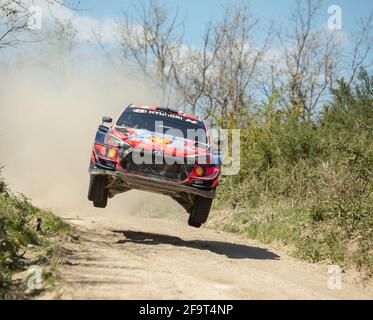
[214, 69, 373, 275]
[0, 170, 71, 299]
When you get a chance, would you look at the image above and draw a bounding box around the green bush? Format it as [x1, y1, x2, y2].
[0, 170, 70, 299]
[214, 69, 373, 275]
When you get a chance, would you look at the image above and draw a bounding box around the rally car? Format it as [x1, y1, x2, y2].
[88, 104, 221, 227]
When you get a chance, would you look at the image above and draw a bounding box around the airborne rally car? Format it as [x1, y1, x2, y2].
[88, 104, 221, 227]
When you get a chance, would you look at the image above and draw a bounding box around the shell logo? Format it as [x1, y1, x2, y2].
[150, 136, 172, 145]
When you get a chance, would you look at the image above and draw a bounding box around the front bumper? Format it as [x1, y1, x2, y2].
[89, 167, 216, 199]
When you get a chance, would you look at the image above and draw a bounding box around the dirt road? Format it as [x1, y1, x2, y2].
[40, 209, 372, 300]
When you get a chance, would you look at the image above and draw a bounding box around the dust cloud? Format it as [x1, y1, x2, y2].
[0, 60, 184, 218]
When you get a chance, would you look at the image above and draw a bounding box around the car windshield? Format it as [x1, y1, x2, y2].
[116, 112, 207, 144]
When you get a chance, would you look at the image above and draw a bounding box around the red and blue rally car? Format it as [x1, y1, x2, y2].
[88, 104, 221, 227]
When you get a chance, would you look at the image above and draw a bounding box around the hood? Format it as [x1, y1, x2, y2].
[112, 127, 210, 158]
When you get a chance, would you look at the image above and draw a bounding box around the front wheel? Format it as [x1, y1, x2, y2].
[93, 195, 108, 208]
[88, 175, 108, 208]
[188, 196, 213, 228]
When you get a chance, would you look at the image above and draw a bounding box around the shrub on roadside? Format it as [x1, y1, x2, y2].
[0, 170, 71, 299]
[214, 69, 373, 275]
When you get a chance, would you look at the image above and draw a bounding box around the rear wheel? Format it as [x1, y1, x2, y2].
[188, 196, 213, 228]
[88, 175, 108, 208]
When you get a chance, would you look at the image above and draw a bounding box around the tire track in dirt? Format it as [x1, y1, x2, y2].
[40, 212, 373, 300]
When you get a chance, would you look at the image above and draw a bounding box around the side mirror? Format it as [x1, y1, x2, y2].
[102, 116, 113, 125]
[98, 125, 110, 133]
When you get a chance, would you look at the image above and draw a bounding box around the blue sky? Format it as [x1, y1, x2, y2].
[74, 0, 372, 46]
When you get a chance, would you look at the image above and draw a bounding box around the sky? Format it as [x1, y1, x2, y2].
[71, 0, 373, 47]
[1, 0, 372, 69]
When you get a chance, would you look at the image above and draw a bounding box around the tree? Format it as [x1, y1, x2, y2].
[0, 0, 80, 51]
[170, 4, 273, 127]
[169, 22, 219, 115]
[117, 1, 272, 126]
[348, 11, 373, 84]
[0, 0, 32, 49]
[117, 0, 183, 99]
[40, 17, 78, 73]
[274, 0, 340, 119]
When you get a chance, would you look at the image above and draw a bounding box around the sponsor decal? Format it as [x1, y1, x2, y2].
[186, 119, 198, 124]
[150, 136, 172, 145]
[131, 107, 201, 124]
[133, 108, 148, 113]
[148, 110, 183, 120]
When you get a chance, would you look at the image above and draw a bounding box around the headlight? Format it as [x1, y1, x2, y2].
[105, 134, 122, 147]
[105, 134, 131, 149]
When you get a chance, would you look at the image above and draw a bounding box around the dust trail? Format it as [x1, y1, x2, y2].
[0, 62, 184, 217]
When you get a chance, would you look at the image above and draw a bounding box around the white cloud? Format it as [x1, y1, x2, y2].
[30, 0, 118, 43]
[72, 15, 118, 43]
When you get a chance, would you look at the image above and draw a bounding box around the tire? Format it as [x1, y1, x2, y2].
[88, 175, 108, 208]
[188, 215, 202, 228]
[188, 196, 213, 228]
[93, 193, 108, 208]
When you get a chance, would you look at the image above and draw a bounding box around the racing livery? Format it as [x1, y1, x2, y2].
[88, 104, 221, 227]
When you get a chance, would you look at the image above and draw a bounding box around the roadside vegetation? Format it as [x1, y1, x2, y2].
[210, 69, 373, 277]
[0, 170, 74, 299]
